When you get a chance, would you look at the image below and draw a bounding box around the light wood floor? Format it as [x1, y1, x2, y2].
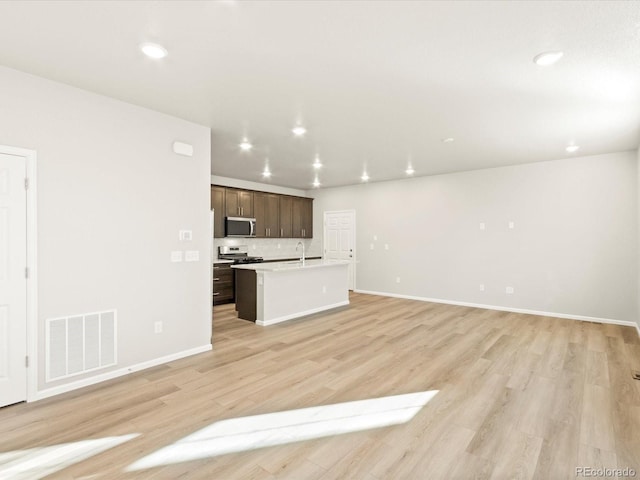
[2, 293, 640, 479]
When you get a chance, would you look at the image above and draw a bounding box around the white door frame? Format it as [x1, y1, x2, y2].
[323, 209, 356, 290]
[0, 145, 38, 402]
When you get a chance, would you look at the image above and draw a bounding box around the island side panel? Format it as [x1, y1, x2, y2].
[262, 264, 349, 324]
[235, 268, 257, 322]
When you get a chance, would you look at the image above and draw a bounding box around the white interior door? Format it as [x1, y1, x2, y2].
[324, 210, 356, 290]
[0, 153, 27, 407]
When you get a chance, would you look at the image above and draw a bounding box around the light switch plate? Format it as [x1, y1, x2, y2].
[185, 250, 200, 262]
[171, 251, 183, 262]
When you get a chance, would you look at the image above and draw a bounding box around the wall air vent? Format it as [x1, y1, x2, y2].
[46, 310, 117, 382]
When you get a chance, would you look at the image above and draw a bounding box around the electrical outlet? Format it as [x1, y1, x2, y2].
[508, 221, 515, 230]
[396, 277, 400, 283]
[170, 251, 183, 262]
[479, 222, 486, 230]
[154, 321, 163, 333]
[373, 235, 378, 241]
[370, 243, 374, 250]
[479, 284, 485, 292]
[322, 285, 327, 294]
[179, 230, 192, 241]
[385, 244, 389, 250]
[505, 286, 514, 294]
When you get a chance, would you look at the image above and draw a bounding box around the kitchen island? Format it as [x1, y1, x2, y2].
[232, 259, 350, 326]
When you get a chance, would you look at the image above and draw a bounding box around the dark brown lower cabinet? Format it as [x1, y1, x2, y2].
[213, 263, 234, 305]
[235, 269, 256, 322]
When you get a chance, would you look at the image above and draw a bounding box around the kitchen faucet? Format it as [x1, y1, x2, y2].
[296, 241, 305, 263]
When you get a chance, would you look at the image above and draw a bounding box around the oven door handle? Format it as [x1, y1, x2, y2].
[250, 219, 255, 237]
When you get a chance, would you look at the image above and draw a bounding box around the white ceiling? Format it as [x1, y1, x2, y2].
[0, 1, 639, 190]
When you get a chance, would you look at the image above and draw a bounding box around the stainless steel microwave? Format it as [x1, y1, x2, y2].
[225, 216, 256, 237]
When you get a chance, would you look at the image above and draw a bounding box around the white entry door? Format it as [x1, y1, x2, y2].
[0, 153, 27, 407]
[324, 210, 356, 290]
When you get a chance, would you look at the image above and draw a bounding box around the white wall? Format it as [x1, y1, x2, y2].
[311, 152, 638, 323]
[0, 66, 212, 394]
[638, 146, 640, 328]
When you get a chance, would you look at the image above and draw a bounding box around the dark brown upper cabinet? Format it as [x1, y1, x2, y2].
[254, 192, 280, 238]
[211, 185, 312, 239]
[292, 197, 313, 238]
[225, 188, 254, 218]
[279, 195, 293, 238]
[211, 186, 225, 238]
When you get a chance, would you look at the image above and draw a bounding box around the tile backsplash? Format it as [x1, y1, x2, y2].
[213, 237, 322, 261]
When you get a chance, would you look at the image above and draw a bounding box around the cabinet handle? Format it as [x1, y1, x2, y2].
[281, 228, 283, 237]
[213, 277, 220, 281]
[213, 292, 220, 296]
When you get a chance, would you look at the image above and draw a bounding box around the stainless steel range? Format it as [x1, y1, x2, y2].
[218, 245, 264, 264]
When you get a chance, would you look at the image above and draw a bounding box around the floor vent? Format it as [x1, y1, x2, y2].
[46, 310, 117, 382]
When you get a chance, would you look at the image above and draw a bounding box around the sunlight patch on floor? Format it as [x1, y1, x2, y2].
[128, 390, 438, 471]
[0, 434, 139, 480]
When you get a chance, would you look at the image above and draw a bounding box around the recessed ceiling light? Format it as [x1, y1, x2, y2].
[239, 139, 252, 151]
[361, 172, 369, 182]
[312, 177, 320, 188]
[262, 166, 271, 178]
[566, 144, 580, 153]
[406, 167, 415, 175]
[442, 137, 454, 143]
[533, 51, 563, 66]
[292, 125, 307, 136]
[313, 155, 322, 169]
[140, 42, 168, 59]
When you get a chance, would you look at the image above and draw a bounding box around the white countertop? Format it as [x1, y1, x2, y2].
[262, 256, 322, 262]
[232, 259, 349, 272]
[214, 256, 321, 265]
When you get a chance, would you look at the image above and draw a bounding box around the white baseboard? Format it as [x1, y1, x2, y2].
[31, 344, 212, 402]
[354, 289, 640, 332]
[257, 300, 350, 326]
